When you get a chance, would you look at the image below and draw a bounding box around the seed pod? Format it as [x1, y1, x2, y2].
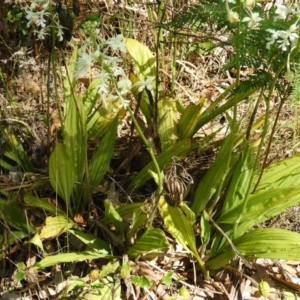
[72, 0, 80, 16]
[89, 269, 99, 282]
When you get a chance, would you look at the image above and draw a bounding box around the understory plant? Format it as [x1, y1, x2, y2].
[2, 0, 300, 297]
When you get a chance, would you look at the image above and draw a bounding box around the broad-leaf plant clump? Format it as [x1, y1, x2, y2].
[1, 0, 300, 298]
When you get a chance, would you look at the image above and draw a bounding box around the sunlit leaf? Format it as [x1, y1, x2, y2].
[68, 229, 110, 253]
[128, 228, 169, 256]
[39, 216, 77, 239]
[157, 97, 178, 150]
[207, 228, 300, 270]
[30, 251, 112, 270]
[178, 104, 201, 139]
[124, 38, 156, 81]
[89, 114, 119, 190]
[104, 200, 125, 237]
[131, 275, 152, 288]
[192, 132, 234, 215]
[64, 94, 87, 187]
[49, 142, 76, 209]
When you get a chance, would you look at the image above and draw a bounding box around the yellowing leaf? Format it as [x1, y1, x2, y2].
[39, 216, 76, 240]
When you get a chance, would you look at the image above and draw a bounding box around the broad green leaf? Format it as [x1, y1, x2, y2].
[127, 208, 148, 243]
[124, 38, 156, 81]
[29, 233, 44, 253]
[87, 109, 121, 139]
[207, 228, 300, 270]
[82, 78, 102, 116]
[99, 260, 120, 278]
[178, 104, 201, 139]
[159, 196, 196, 252]
[23, 193, 66, 217]
[128, 139, 191, 190]
[220, 142, 254, 216]
[39, 216, 77, 239]
[104, 200, 125, 238]
[49, 142, 76, 208]
[131, 275, 152, 288]
[200, 211, 211, 252]
[101, 203, 145, 224]
[29, 251, 111, 270]
[68, 229, 110, 253]
[64, 94, 87, 185]
[157, 97, 178, 150]
[253, 155, 300, 192]
[179, 202, 196, 224]
[218, 186, 300, 225]
[162, 271, 174, 285]
[63, 46, 78, 111]
[0, 199, 34, 233]
[159, 195, 208, 277]
[4, 132, 34, 171]
[128, 228, 169, 256]
[195, 87, 257, 134]
[125, 38, 157, 125]
[129, 71, 152, 124]
[0, 231, 29, 259]
[192, 132, 234, 216]
[89, 114, 119, 189]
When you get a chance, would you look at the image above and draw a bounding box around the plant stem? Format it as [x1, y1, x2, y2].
[127, 106, 163, 193]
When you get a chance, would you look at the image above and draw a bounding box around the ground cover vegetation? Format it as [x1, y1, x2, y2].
[1, 0, 300, 299]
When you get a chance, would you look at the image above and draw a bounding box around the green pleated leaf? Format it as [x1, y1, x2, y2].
[124, 38, 156, 81]
[207, 228, 300, 270]
[83, 78, 102, 116]
[128, 228, 169, 256]
[178, 104, 201, 139]
[24, 193, 67, 217]
[128, 139, 191, 190]
[89, 114, 119, 189]
[39, 216, 77, 240]
[63, 47, 78, 110]
[29, 251, 111, 271]
[220, 142, 254, 216]
[218, 186, 300, 225]
[253, 155, 300, 192]
[64, 94, 87, 187]
[192, 132, 234, 216]
[159, 195, 208, 277]
[157, 97, 178, 150]
[49, 142, 76, 207]
[0, 199, 35, 233]
[68, 229, 110, 253]
[104, 200, 125, 237]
